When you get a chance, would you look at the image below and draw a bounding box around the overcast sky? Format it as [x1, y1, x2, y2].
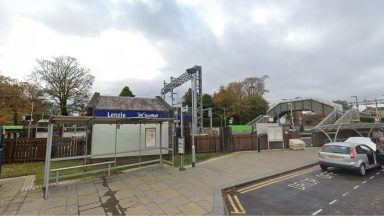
[1, 0, 384, 105]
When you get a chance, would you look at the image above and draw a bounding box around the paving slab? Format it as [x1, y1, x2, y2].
[4, 147, 319, 215]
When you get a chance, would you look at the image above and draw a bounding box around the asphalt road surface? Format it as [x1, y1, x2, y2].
[225, 166, 384, 215]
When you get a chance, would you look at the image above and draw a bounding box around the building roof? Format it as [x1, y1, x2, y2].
[87, 93, 171, 112]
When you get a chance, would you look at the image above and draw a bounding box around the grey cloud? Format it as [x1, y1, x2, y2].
[13, 0, 384, 104]
[35, 0, 113, 37]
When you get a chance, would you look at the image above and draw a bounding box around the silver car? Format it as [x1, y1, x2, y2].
[319, 142, 381, 176]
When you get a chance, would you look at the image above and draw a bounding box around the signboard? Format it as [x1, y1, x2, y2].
[145, 128, 156, 148]
[93, 109, 168, 118]
[178, 138, 185, 154]
[256, 123, 279, 135]
[267, 126, 283, 142]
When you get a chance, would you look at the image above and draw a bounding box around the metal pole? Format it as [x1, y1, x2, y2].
[364, 99, 370, 117]
[180, 106, 185, 171]
[139, 123, 141, 167]
[84, 130, 88, 170]
[209, 108, 213, 135]
[44, 123, 53, 199]
[170, 88, 175, 167]
[191, 74, 197, 168]
[28, 102, 34, 138]
[114, 124, 117, 167]
[289, 101, 294, 128]
[160, 122, 163, 164]
[375, 98, 379, 122]
[352, 96, 359, 111]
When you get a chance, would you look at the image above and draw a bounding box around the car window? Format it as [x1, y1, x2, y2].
[322, 145, 350, 154]
[355, 146, 365, 154]
[360, 145, 372, 153]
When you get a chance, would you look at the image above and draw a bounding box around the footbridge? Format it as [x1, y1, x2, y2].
[248, 97, 343, 125]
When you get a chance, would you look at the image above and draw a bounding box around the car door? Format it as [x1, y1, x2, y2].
[360, 145, 376, 166]
[355, 145, 369, 166]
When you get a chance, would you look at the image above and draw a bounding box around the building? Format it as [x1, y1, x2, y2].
[86, 93, 172, 158]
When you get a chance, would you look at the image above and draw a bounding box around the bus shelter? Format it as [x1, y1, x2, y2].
[43, 116, 174, 198]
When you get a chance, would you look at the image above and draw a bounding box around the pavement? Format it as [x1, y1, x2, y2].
[0, 147, 320, 215]
[227, 166, 384, 215]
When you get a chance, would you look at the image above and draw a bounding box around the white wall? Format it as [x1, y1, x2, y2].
[91, 122, 169, 159]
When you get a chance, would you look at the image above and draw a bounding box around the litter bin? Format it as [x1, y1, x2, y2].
[0, 125, 3, 173]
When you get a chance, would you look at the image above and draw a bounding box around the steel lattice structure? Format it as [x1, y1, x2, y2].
[161, 65, 203, 134]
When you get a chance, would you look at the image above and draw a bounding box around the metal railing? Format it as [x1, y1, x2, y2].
[50, 161, 115, 184]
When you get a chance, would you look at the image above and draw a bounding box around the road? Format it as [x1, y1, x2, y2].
[225, 166, 384, 215]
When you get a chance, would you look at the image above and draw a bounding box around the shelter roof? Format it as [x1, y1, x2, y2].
[88, 93, 171, 112]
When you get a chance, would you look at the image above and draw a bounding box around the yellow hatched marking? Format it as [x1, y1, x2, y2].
[233, 195, 246, 214]
[239, 167, 317, 194]
[227, 194, 239, 214]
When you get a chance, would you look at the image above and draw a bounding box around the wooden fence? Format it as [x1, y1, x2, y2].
[194, 133, 258, 153]
[195, 135, 220, 153]
[3, 138, 86, 163]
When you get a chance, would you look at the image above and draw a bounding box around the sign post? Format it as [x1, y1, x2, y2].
[179, 106, 188, 171]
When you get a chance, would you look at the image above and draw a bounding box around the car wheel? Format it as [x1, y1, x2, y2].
[358, 164, 366, 176]
[320, 164, 327, 171]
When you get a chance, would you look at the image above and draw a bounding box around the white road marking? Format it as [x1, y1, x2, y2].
[370, 176, 375, 179]
[288, 178, 319, 190]
[342, 192, 349, 197]
[362, 180, 367, 184]
[353, 185, 359, 189]
[376, 172, 380, 175]
[329, 199, 337, 205]
[312, 209, 323, 215]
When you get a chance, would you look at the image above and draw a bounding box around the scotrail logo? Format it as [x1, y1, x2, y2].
[137, 112, 159, 118]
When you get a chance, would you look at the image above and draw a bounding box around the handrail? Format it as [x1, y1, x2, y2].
[50, 161, 115, 172]
[50, 160, 115, 185]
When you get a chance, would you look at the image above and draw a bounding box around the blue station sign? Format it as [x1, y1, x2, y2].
[93, 109, 169, 118]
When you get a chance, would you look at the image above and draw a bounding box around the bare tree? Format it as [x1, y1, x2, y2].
[30, 56, 95, 116]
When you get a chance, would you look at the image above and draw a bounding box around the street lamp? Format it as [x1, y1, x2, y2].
[281, 97, 301, 132]
[351, 96, 359, 111]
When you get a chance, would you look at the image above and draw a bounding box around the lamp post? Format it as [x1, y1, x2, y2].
[281, 97, 301, 132]
[351, 96, 359, 111]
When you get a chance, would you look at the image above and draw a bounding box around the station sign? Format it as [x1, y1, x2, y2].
[93, 109, 169, 118]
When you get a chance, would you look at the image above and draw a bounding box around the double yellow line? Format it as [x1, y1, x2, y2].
[238, 167, 318, 194]
[227, 193, 246, 214]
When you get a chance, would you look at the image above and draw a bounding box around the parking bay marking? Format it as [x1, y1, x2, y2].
[329, 199, 337, 205]
[342, 192, 349, 197]
[353, 185, 359, 190]
[370, 176, 375, 180]
[239, 167, 318, 194]
[288, 178, 319, 191]
[312, 209, 322, 215]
